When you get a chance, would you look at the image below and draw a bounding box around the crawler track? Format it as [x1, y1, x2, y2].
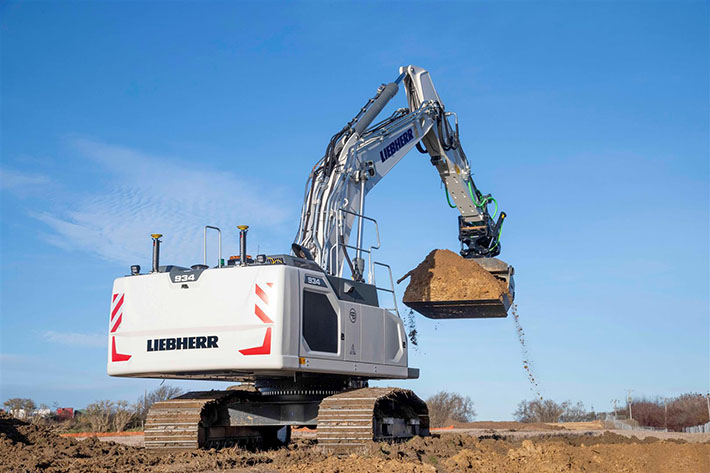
[316, 387, 429, 452]
[146, 386, 429, 452]
[144, 390, 247, 450]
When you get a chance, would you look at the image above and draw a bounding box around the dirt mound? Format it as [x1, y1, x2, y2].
[453, 421, 564, 431]
[285, 456, 435, 473]
[399, 249, 508, 302]
[2, 413, 708, 472]
[0, 413, 158, 473]
[443, 437, 708, 473]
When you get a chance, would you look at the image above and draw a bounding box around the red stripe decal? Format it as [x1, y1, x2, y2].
[112, 294, 118, 302]
[266, 282, 274, 288]
[110, 314, 122, 333]
[111, 337, 131, 362]
[239, 327, 271, 356]
[255, 284, 269, 305]
[111, 294, 124, 320]
[254, 304, 274, 324]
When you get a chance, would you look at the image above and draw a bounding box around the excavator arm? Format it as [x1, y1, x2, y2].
[296, 66, 507, 277]
[400, 65, 505, 259]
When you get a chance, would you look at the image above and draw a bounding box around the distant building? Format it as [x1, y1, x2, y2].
[9, 409, 28, 420]
[56, 407, 75, 421]
[34, 408, 51, 417]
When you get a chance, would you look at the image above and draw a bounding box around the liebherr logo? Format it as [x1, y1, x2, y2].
[147, 336, 218, 352]
[379, 128, 414, 163]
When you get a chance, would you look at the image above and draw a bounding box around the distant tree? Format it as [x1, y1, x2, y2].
[3, 398, 36, 419]
[82, 400, 114, 432]
[426, 391, 476, 427]
[514, 399, 567, 423]
[627, 398, 665, 428]
[134, 386, 184, 421]
[667, 393, 709, 430]
[628, 393, 710, 431]
[560, 401, 594, 422]
[112, 400, 134, 432]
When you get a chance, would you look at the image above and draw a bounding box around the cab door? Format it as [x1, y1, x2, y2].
[299, 272, 342, 360]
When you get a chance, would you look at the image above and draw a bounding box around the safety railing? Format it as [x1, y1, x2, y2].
[328, 208, 399, 317]
[203, 225, 222, 268]
[328, 208, 380, 283]
[683, 422, 710, 433]
[371, 261, 399, 316]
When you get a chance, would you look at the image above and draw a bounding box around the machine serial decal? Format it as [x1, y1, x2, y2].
[170, 268, 205, 283]
[379, 128, 414, 163]
[147, 336, 218, 351]
[304, 275, 326, 287]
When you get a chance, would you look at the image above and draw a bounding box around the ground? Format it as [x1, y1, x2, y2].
[2, 415, 708, 473]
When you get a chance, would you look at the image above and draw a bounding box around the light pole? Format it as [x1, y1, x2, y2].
[663, 398, 668, 431]
[626, 389, 634, 421]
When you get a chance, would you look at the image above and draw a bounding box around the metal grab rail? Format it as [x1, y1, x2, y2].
[203, 226, 222, 268]
[329, 208, 381, 281]
[328, 208, 400, 317]
[372, 261, 399, 316]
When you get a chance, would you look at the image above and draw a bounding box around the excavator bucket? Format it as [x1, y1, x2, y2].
[404, 294, 512, 319]
[401, 252, 515, 319]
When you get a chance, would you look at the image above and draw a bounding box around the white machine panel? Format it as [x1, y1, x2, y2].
[343, 302, 361, 362]
[107, 263, 412, 380]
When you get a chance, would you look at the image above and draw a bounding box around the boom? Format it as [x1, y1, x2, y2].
[295, 65, 506, 280]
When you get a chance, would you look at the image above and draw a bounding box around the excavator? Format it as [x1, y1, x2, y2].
[107, 65, 514, 451]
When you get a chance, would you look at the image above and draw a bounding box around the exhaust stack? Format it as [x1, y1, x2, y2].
[237, 225, 249, 266]
[151, 233, 162, 273]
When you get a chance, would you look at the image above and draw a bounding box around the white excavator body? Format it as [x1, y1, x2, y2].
[106, 65, 513, 451]
[108, 257, 413, 381]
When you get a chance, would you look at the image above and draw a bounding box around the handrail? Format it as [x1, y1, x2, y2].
[372, 261, 399, 316]
[332, 208, 381, 281]
[339, 208, 381, 252]
[203, 226, 222, 267]
[327, 209, 401, 318]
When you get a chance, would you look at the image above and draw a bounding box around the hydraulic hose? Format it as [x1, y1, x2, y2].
[444, 185, 457, 208]
[466, 179, 498, 219]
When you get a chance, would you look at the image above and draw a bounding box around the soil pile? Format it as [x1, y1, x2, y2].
[0, 413, 163, 473]
[450, 421, 564, 431]
[399, 250, 508, 302]
[2, 413, 709, 472]
[440, 436, 709, 473]
[324, 434, 710, 473]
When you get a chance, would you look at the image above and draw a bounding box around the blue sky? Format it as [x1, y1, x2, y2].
[1, 1, 707, 420]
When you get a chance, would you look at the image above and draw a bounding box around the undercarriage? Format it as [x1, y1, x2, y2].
[144, 377, 429, 451]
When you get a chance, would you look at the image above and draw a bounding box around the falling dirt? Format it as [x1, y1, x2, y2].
[2, 414, 709, 472]
[398, 250, 508, 303]
[511, 304, 543, 400]
[405, 308, 419, 348]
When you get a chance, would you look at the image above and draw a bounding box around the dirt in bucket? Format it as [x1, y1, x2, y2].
[398, 249, 509, 302]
